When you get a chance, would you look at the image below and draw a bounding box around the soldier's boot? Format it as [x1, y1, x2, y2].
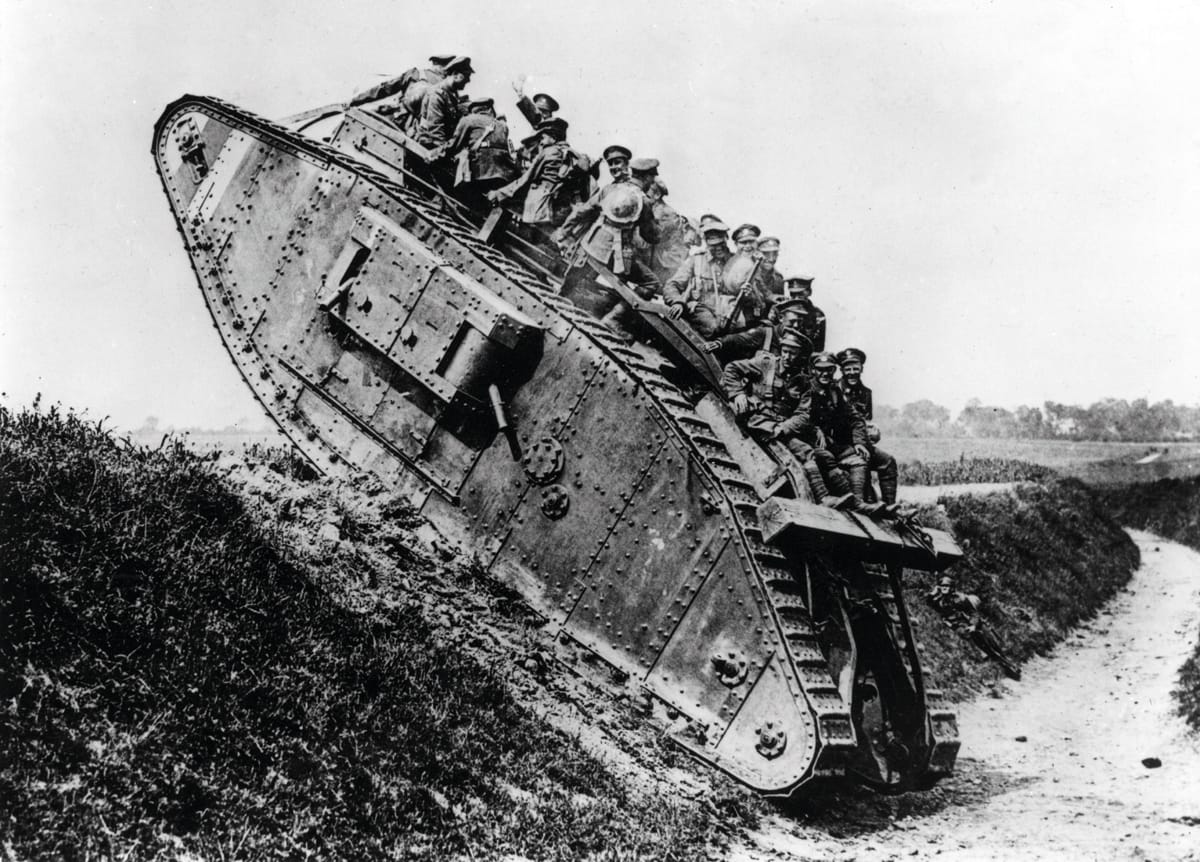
[845, 463, 884, 517]
[804, 461, 853, 510]
[879, 461, 899, 505]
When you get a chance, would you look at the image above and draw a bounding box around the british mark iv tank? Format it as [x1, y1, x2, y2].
[153, 87, 964, 796]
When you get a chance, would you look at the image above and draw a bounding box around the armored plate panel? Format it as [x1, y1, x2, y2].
[153, 95, 963, 796]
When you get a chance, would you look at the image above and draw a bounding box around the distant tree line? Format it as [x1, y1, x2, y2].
[875, 398, 1200, 442]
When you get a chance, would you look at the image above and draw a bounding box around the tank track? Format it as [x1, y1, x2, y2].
[155, 95, 956, 785]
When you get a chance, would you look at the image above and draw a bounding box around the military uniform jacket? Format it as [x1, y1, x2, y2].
[839, 380, 873, 422]
[792, 300, 827, 352]
[636, 199, 696, 283]
[416, 78, 462, 148]
[448, 113, 517, 184]
[349, 67, 418, 107]
[778, 383, 868, 449]
[720, 352, 810, 436]
[493, 141, 575, 226]
[663, 251, 732, 308]
[560, 180, 660, 274]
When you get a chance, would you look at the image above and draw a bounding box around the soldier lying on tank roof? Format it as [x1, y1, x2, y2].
[836, 347, 899, 507]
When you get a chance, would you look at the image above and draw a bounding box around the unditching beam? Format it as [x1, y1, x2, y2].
[757, 498, 962, 571]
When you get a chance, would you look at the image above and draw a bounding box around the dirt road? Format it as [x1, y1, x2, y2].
[734, 531, 1200, 861]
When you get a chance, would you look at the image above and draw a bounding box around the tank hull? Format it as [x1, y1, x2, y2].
[153, 95, 960, 794]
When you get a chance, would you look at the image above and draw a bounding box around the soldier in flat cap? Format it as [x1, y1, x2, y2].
[780, 352, 883, 513]
[755, 237, 785, 298]
[448, 97, 517, 207]
[780, 276, 826, 352]
[517, 90, 560, 129]
[731, 224, 762, 257]
[489, 117, 582, 231]
[837, 348, 899, 507]
[416, 56, 474, 152]
[663, 218, 735, 336]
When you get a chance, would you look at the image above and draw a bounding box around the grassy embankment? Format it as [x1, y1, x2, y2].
[899, 478, 1139, 698]
[0, 405, 1144, 858]
[0, 405, 753, 860]
[1098, 476, 1200, 729]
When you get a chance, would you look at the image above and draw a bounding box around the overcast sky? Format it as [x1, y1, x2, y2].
[2, 0, 1197, 430]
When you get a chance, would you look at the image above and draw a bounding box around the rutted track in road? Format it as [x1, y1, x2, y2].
[735, 530, 1200, 861]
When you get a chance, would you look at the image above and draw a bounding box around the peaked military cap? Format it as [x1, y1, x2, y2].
[774, 298, 811, 318]
[429, 54, 457, 66]
[532, 93, 560, 113]
[630, 157, 660, 174]
[837, 348, 867, 366]
[785, 275, 815, 293]
[444, 56, 474, 74]
[757, 236, 781, 252]
[810, 351, 838, 369]
[602, 144, 633, 163]
[731, 223, 761, 242]
[698, 214, 730, 235]
[467, 97, 494, 112]
[538, 116, 568, 136]
[778, 328, 813, 351]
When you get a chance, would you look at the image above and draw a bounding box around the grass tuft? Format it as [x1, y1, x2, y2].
[0, 404, 746, 860]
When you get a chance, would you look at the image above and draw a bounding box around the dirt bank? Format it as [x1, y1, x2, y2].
[735, 531, 1200, 861]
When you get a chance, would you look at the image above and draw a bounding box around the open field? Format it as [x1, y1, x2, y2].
[886, 436, 1200, 484]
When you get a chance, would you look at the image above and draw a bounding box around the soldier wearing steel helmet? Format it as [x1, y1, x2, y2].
[780, 352, 881, 513]
[837, 347, 899, 506]
[554, 146, 660, 328]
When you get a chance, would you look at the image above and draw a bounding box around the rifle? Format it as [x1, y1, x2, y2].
[717, 257, 761, 337]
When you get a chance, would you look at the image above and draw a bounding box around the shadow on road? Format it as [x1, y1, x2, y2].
[770, 758, 1034, 838]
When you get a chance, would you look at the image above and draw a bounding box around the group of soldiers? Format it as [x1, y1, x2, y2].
[350, 55, 900, 515]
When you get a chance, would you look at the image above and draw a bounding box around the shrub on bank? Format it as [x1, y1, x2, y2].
[0, 405, 743, 860]
[903, 479, 1139, 698]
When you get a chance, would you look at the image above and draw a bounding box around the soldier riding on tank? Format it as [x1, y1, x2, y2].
[837, 347, 899, 506]
[786, 352, 887, 515]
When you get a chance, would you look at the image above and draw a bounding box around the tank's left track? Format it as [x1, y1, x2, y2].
[153, 95, 958, 793]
